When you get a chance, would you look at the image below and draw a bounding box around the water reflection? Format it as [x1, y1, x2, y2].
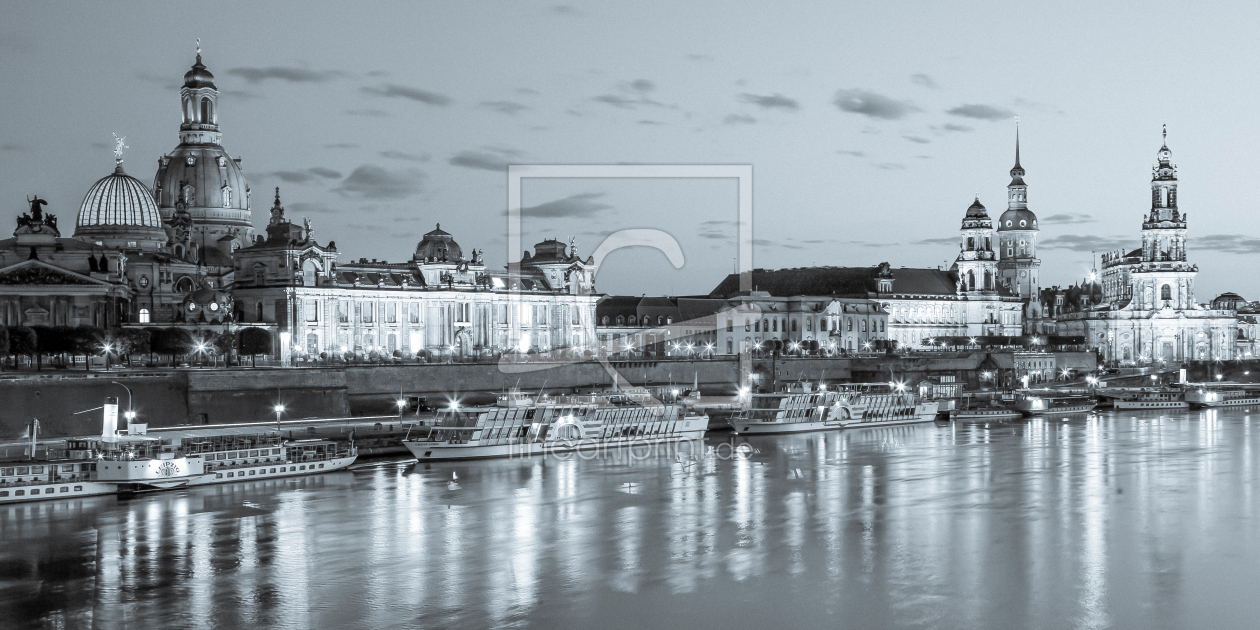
[7, 409, 1260, 628]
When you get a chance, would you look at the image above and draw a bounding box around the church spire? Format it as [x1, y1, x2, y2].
[1009, 118, 1025, 182]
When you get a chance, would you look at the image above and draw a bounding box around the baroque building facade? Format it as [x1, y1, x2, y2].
[1056, 129, 1237, 364]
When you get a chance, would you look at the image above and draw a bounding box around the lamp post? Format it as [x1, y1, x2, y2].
[274, 404, 285, 431]
[111, 381, 134, 431]
[396, 398, 407, 418]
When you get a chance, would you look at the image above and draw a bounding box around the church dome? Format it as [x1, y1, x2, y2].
[75, 163, 167, 248]
[413, 224, 463, 261]
[998, 208, 1037, 231]
[183, 54, 216, 89]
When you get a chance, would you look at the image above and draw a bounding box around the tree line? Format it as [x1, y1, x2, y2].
[0, 325, 274, 371]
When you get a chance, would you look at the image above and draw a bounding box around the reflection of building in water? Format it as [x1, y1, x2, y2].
[1055, 128, 1237, 364]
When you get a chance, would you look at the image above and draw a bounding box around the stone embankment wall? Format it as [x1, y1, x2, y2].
[0, 351, 1100, 435]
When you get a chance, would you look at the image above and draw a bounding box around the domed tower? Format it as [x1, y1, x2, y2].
[1142, 124, 1186, 263]
[955, 196, 997, 293]
[997, 124, 1041, 306]
[413, 224, 464, 262]
[152, 47, 253, 253]
[75, 148, 167, 250]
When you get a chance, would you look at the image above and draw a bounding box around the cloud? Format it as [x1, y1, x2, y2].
[832, 89, 919, 120]
[481, 100, 529, 115]
[947, 103, 1015, 120]
[591, 79, 668, 109]
[698, 219, 736, 240]
[449, 147, 524, 172]
[724, 113, 757, 125]
[753, 238, 804, 250]
[837, 150, 865, 157]
[268, 167, 342, 183]
[516, 87, 542, 96]
[1041, 213, 1095, 224]
[227, 67, 342, 83]
[379, 150, 429, 162]
[910, 73, 938, 89]
[366, 70, 389, 78]
[324, 143, 359, 149]
[873, 162, 905, 170]
[1195, 234, 1260, 254]
[1038, 234, 1132, 252]
[288, 201, 337, 214]
[308, 167, 342, 179]
[903, 135, 931, 144]
[332, 165, 425, 199]
[914, 237, 960, 245]
[552, 5, 582, 15]
[345, 108, 391, 117]
[738, 93, 799, 110]
[361, 84, 452, 106]
[1, 143, 22, 151]
[519, 192, 613, 218]
[942, 123, 974, 132]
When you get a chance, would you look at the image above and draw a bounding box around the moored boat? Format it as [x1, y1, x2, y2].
[1014, 391, 1097, 415]
[729, 382, 939, 434]
[401, 390, 708, 461]
[1185, 382, 1260, 408]
[1100, 386, 1188, 409]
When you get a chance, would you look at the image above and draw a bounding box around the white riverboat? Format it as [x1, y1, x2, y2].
[951, 396, 1023, 421]
[729, 382, 939, 434]
[402, 390, 708, 461]
[1100, 387, 1188, 409]
[1, 433, 356, 504]
[1185, 383, 1260, 408]
[1014, 391, 1098, 415]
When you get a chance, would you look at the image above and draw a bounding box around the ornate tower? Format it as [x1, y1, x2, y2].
[1128, 125, 1197, 311]
[997, 124, 1041, 314]
[152, 46, 254, 257]
[955, 197, 998, 293]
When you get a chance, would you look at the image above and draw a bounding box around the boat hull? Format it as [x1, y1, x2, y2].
[1021, 403, 1097, 416]
[1187, 396, 1260, 408]
[0, 480, 116, 504]
[403, 432, 706, 461]
[952, 409, 1023, 420]
[1113, 400, 1188, 409]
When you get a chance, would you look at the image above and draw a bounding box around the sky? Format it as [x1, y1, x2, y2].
[2, 1, 1259, 300]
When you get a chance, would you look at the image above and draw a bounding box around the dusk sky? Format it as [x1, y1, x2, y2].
[3, 1, 1258, 299]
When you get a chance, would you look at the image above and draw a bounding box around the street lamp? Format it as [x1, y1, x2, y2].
[111, 381, 134, 428]
[396, 398, 407, 418]
[274, 403, 285, 428]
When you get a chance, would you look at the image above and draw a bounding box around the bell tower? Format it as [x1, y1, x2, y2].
[179, 40, 221, 146]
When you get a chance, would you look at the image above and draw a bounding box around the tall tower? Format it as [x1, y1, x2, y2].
[955, 197, 998, 293]
[997, 124, 1041, 314]
[152, 46, 254, 258]
[1129, 125, 1196, 311]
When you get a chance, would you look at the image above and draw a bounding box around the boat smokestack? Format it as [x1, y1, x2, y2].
[102, 396, 119, 443]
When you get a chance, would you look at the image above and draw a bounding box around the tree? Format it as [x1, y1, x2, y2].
[7, 326, 36, 369]
[239, 327, 272, 368]
[68, 326, 104, 371]
[154, 328, 194, 365]
[213, 330, 235, 367]
[143, 327, 164, 365]
[29, 325, 59, 371]
[0, 326, 7, 371]
[115, 328, 152, 366]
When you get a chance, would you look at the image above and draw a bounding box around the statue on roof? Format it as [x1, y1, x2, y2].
[27, 196, 46, 222]
[303, 216, 312, 241]
[112, 133, 127, 165]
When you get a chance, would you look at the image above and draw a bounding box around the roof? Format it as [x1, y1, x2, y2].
[76, 164, 164, 231]
[183, 54, 216, 89]
[709, 266, 963, 298]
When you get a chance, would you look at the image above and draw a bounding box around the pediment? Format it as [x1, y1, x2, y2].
[0, 260, 114, 286]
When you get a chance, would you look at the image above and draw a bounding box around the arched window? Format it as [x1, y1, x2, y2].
[745, 317, 751, 332]
[138, 308, 150, 323]
[200, 97, 213, 123]
[1161, 284, 1172, 300]
[967, 236, 974, 250]
[967, 270, 976, 290]
[772, 319, 779, 332]
[860, 320, 867, 332]
[879, 320, 885, 333]
[256, 302, 264, 321]
[754, 319, 760, 332]
[984, 270, 993, 291]
[791, 320, 798, 332]
[847, 318, 853, 331]
[174, 276, 193, 293]
[616, 316, 625, 325]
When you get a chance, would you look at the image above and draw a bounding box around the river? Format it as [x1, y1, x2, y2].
[4, 408, 1260, 629]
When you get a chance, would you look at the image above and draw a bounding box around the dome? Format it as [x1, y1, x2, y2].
[413, 224, 463, 261]
[965, 197, 988, 218]
[152, 144, 252, 241]
[1212, 292, 1247, 311]
[183, 54, 216, 89]
[997, 208, 1038, 231]
[75, 164, 167, 247]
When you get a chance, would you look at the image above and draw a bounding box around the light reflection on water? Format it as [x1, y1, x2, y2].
[4, 410, 1260, 629]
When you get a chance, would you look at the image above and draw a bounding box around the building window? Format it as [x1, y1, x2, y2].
[410, 303, 420, 324]
[361, 302, 374, 323]
[726, 317, 734, 332]
[791, 320, 798, 332]
[338, 302, 349, 323]
[1161, 284, 1171, 300]
[847, 318, 853, 331]
[861, 320, 867, 332]
[727, 340, 733, 354]
[772, 319, 778, 333]
[387, 302, 397, 323]
[256, 302, 264, 322]
[304, 299, 318, 322]
[200, 97, 212, 123]
[745, 318, 751, 332]
[879, 320, 885, 333]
